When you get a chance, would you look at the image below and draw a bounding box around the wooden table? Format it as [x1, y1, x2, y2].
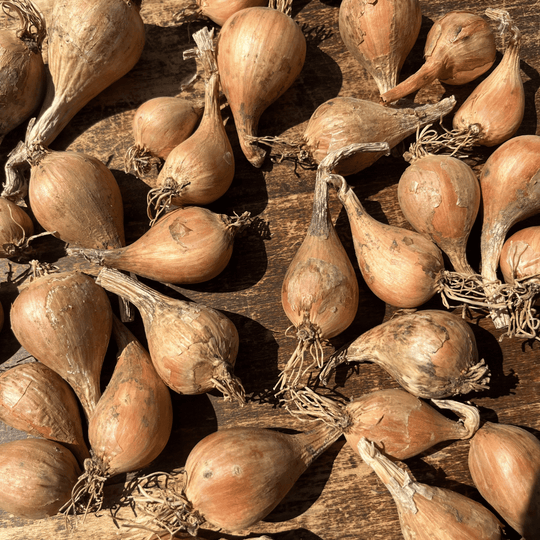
[1, 0, 539, 539]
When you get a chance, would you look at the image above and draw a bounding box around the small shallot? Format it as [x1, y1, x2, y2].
[68, 206, 250, 285]
[380, 10, 497, 105]
[357, 438, 503, 539]
[0, 195, 35, 259]
[339, 0, 422, 94]
[287, 387, 480, 460]
[0, 438, 81, 519]
[147, 27, 234, 222]
[217, 4, 306, 167]
[124, 95, 203, 179]
[468, 421, 540, 537]
[0, 362, 90, 466]
[499, 226, 540, 286]
[178, 0, 268, 27]
[96, 268, 245, 404]
[68, 316, 173, 512]
[320, 309, 489, 399]
[0, 0, 46, 145]
[10, 270, 113, 420]
[131, 423, 341, 535]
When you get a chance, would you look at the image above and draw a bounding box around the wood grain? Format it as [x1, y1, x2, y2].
[0, 0, 539, 539]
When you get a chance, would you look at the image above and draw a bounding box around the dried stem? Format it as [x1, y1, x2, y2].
[1, 0, 46, 50]
[430, 398, 481, 438]
[124, 145, 162, 178]
[211, 362, 246, 406]
[269, 0, 293, 17]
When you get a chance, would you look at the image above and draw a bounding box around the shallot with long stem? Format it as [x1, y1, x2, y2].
[320, 309, 489, 399]
[96, 268, 246, 404]
[357, 438, 503, 539]
[380, 10, 497, 105]
[147, 27, 235, 224]
[286, 387, 480, 460]
[130, 423, 342, 535]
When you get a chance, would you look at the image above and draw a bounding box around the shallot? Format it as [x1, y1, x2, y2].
[320, 309, 489, 399]
[358, 438, 503, 539]
[0, 195, 34, 258]
[380, 10, 497, 104]
[287, 387, 480, 460]
[499, 226, 540, 285]
[178, 0, 268, 27]
[96, 268, 245, 404]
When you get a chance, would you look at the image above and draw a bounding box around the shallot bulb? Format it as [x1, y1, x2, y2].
[324, 146, 445, 308]
[124, 95, 203, 179]
[132, 423, 341, 535]
[339, 0, 422, 94]
[0, 195, 34, 258]
[179, 0, 269, 27]
[68, 206, 250, 285]
[468, 421, 540, 537]
[397, 149, 481, 276]
[3, 0, 145, 202]
[0, 362, 90, 466]
[0, 438, 81, 519]
[299, 96, 456, 176]
[96, 268, 245, 404]
[277, 148, 365, 392]
[287, 387, 480, 460]
[499, 226, 540, 285]
[357, 438, 503, 539]
[451, 9, 525, 148]
[479, 135, 540, 328]
[320, 309, 489, 399]
[28, 148, 125, 250]
[69, 316, 173, 512]
[148, 27, 235, 223]
[380, 10, 497, 105]
[10, 270, 113, 420]
[217, 5, 306, 167]
[0, 0, 46, 145]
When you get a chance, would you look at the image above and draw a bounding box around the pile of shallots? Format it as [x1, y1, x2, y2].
[0, 0, 540, 540]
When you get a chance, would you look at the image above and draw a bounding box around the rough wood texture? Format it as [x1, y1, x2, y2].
[0, 0, 539, 539]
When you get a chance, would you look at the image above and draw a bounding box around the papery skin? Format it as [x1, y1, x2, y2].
[197, 0, 268, 26]
[499, 226, 540, 285]
[469, 421, 540, 537]
[0, 197, 34, 258]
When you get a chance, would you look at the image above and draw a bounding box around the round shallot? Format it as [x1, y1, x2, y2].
[287, 387, 480, 460]
[10, 270, 113, 421]
[96, 268, 245, 404]
[339, 0, 422, 94]
[178, 0, 268, 27]
[380, 10, 497, 105]
[0, 362, 90, 466]
[0, 0, 46, 145]
[320, 309, 490, 399]
[0, 195, 34, 258]
[0, 438, 81, 519]
[499, 226, 540, 285]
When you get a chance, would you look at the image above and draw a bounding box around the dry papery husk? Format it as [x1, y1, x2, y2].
[380, 10, 497, 105]
[320, 309, 489, 400]
[175, 0, 269, 27]
[286, 387, 480, 461]
[357, 438, 503, 539]
[65, 316, 173, 516]
[124, 95, 204, 179]
[398, 126, 481, 276]
[0, 438, 81, 520]
[96, 268, 245, 404]
[0, 0, 46, 146]
[276, 147, 390, 393]
[216, 2, 306, 167]
[147, 27, 235, 225]
[339, 0, 422, 94]
[468, 421, 540, 538]
[68, 206, 250, 285]
[252, 95, 456, 176]
[10, 269, 113, 421]
[0, 361, 90, 466]
[2, 0, 145, 203]
[126, 424, 341, 536]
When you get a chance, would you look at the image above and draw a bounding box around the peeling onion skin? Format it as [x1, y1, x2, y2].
[499, 226, 540, 285]
[469, 421, 540, 538]
[339, 0, 422, 94]
[324, 309, 489, 399]
[0, 362, 90, 466]
[217, 6, 307, 167]
[10, 271, 113, 421]
[0, 438, 81, 519]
